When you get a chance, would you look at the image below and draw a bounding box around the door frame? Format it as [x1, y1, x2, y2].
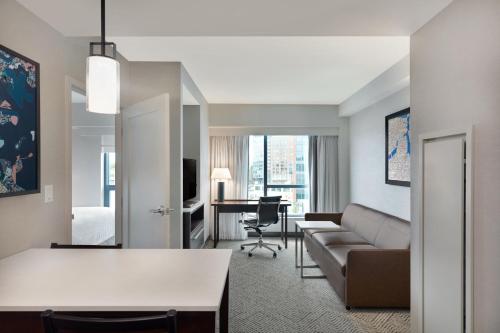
[64, 76, 121, 244]
[416, 127, 474, 333]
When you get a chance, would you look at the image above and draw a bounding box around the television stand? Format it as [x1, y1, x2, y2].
[183, 200, 199, 208]
[183, 202, 205, 249]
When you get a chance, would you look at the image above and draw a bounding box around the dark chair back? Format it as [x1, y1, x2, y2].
[50, 243, 122, 249]
[257, 196, 281, 225]
[41, 310, 177, 333]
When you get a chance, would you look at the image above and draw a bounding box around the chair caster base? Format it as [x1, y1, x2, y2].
[273, 253, 277, 259]
[248, 253, 253, 257]
[240, 245, 244, 250]
[278, 245, 282, 251]
[345, 306, 351, 311]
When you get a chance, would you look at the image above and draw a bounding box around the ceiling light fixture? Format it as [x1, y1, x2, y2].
[86, 0, 120, 114]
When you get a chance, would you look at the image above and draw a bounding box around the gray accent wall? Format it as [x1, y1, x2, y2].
[411, 0, 500, 331]
[350, 87, 410, 220]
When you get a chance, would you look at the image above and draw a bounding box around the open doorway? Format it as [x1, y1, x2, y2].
[71, 88, 116, 245]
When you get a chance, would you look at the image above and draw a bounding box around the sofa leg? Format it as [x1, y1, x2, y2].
[345, 305, 351, 311]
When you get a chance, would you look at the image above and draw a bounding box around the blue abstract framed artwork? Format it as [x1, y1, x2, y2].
[0, 45, 40, 198]
[385, 108, 410, 187]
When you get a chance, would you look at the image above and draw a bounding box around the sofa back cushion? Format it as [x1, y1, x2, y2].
[374, 216, 411, 249]
[341, 204, 410, 249]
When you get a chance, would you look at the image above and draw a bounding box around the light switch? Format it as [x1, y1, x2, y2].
[44, 185, 54, 203]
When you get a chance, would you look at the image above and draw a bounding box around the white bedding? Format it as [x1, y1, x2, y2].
[72, 207, 115, 245]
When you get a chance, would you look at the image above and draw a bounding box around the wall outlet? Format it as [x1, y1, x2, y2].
[44, 185, 54, 203]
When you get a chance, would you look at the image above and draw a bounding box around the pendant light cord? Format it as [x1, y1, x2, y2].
[101, 0, 106, 55]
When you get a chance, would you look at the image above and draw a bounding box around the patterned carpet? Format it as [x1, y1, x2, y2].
[211, 238, 410, 333]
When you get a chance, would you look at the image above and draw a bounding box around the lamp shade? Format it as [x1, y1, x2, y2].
[86, 55, 120, 114]
[211, 168, 232, 180]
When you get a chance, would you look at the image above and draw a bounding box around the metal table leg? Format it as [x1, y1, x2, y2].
[285, 206, 288, 249]
[300, 228, 326, 279]
[295, 223, 299, 268]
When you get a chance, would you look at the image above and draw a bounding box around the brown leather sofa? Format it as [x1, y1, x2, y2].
[304, 203, 410, 309]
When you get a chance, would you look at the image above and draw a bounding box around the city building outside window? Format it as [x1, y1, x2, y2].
[248, 135, 309, 215]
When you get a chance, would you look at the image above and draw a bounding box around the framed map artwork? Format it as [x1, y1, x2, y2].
[385, 108, 410, 187]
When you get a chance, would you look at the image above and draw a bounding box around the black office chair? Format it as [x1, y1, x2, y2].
[50, 243, 123, 249]
[41, 309, 177, 333]
[240, 196, 282, 258]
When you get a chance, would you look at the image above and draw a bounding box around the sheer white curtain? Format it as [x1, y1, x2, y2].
[309, 136, 339, 212]
[210, 136, 249, 240]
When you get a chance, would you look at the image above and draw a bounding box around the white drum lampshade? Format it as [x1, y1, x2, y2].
[86, 55, 120, 114]
[211, 168, 231, 201]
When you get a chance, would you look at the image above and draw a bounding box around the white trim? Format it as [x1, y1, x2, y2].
[64, 77, 121, 245]
[64, 77, 85, 242]
[416, 127, 474, 333]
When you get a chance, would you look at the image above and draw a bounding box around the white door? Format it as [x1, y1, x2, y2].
[122, 94, 172, 248]
[422, 135, 465, 333]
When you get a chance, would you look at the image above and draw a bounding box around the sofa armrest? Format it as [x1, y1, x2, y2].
[345, 249, 410, 308]
[304, 213, 343, 225]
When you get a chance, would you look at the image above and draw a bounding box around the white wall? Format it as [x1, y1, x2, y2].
[209, 104, 350, 211]
[0, 0, 90, 258]
[182, 67, 210, 243]
[183, 105, 201, 200]
[411, 0, 500, 332]
[72, 133, 101, 207]
[350, 87, 410, 220]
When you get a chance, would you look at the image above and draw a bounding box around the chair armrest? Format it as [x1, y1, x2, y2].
[345, 249, 410, 308]
[304, 213, 343, 225]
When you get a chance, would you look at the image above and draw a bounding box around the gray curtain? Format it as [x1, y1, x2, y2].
[309, 136, 339, 212]
[210, 136, 249, 240]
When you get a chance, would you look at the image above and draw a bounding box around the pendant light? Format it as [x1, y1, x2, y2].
[86, 0, 120, 114]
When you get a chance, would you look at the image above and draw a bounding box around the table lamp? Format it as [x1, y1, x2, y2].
[211, 168, 231, 201]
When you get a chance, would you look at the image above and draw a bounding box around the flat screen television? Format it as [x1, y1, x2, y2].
[183, 158, 197, 201]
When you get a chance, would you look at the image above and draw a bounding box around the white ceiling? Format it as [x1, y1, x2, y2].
[16, 0, 450, 104]
[17, 0, 452, 36]
[113, 37, 409, 104]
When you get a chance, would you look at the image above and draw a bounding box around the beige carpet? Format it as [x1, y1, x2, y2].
[210, 238, 410, 333]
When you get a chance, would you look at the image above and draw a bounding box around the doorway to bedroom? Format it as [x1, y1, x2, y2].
[71, 88, 116, 245]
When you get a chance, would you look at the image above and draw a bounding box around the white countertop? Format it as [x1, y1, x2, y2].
[0, 249, 231, 312]
[295, 220, 342, 230]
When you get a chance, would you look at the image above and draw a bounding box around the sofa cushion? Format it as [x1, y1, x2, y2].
[341, 204, 387, 244]
[374, 217, 411, 249]
[304, 227, 348, 237]
[313, 231, 370, 247]
[325, 244, 378, 275]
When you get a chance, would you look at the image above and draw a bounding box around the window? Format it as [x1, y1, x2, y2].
[248, 136, 309, 215]
[103, 152, 116, 208]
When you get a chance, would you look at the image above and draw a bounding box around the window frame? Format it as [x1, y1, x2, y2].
[248, 136, 308, 216]
[103, 152, 116, 207]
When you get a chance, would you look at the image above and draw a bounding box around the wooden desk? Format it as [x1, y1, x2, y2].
[0, 249, 231, 333]
[211, 200, 291, 249]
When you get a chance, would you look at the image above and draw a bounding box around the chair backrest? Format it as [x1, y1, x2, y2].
[257, 196, 281, 225]
[50, 243, 123, 249]
[41, 310, 177, 333]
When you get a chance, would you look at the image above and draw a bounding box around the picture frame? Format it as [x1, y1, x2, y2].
[0, 44, 40, 198]
[385, 108, 410, 187]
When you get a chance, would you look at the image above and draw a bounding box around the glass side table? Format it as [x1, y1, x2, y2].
[295, 220, 342, 279]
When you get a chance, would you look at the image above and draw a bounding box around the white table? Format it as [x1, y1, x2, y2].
[0, 248, 232, 333]
[295, 221, 342, 278]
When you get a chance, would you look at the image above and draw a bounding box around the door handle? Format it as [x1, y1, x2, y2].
[149, 205, 174, 216]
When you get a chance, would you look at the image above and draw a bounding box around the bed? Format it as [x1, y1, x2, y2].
[72, 207, 116, 245]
